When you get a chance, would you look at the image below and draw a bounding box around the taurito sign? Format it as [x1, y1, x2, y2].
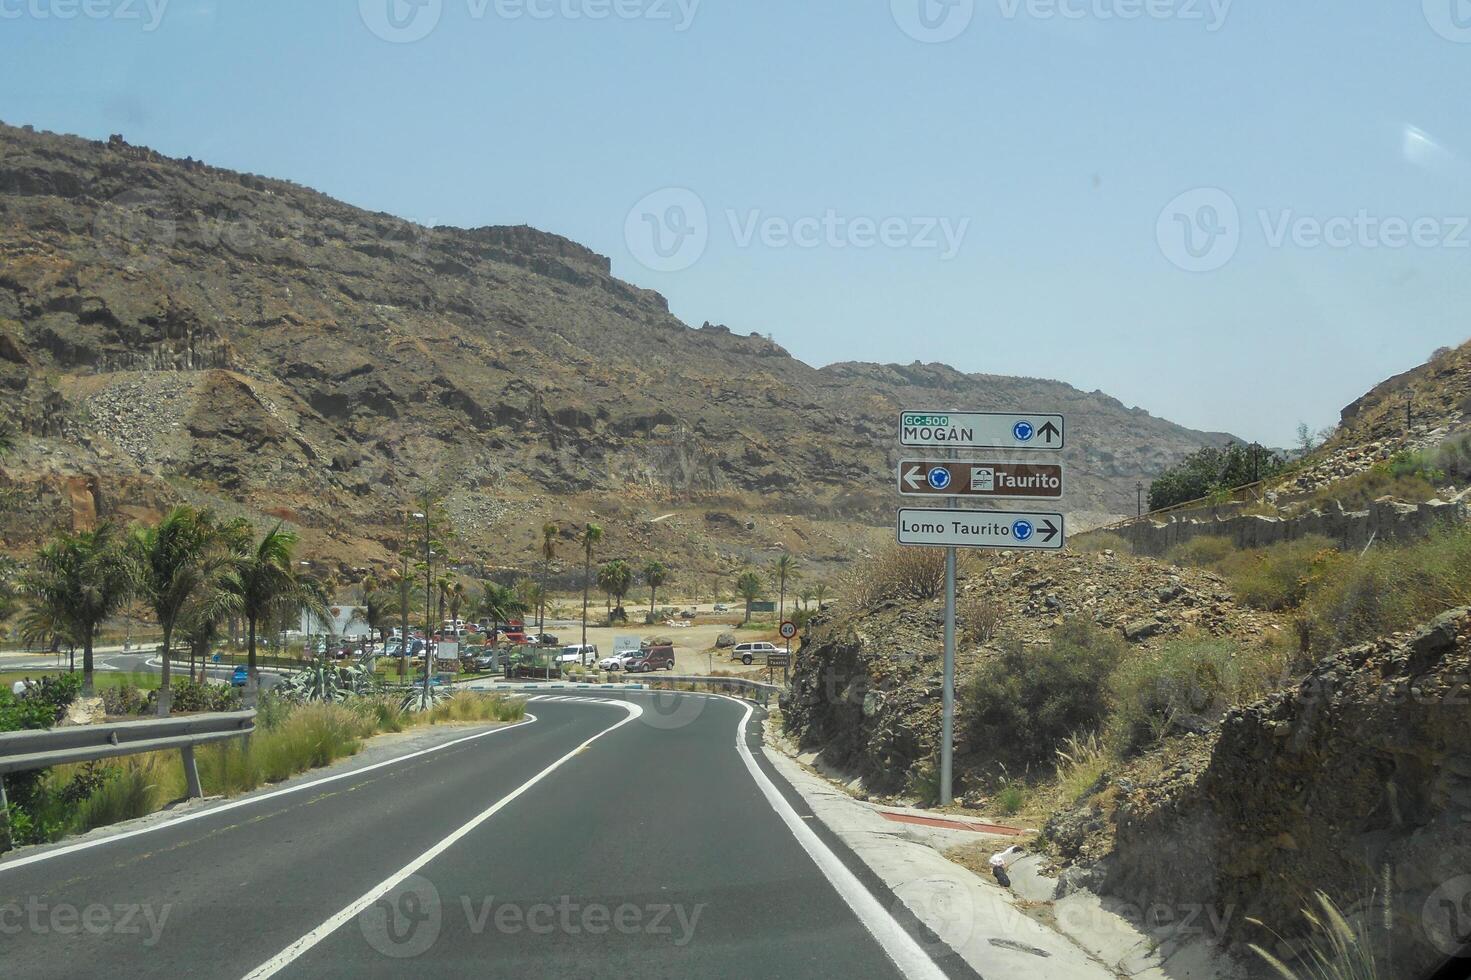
[896, 508, 1065, 551]
[898, 461, 1065, 499]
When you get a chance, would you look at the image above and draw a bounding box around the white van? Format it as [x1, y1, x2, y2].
[558, 644, 599, 667]
[731, 642, 780, 666]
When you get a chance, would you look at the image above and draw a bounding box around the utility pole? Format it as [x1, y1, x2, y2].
[415, 509, 432, 703]
[1408, 394, 1413, 433]
[1136, 481, 1143, 518]
[399, 511, 411, 683]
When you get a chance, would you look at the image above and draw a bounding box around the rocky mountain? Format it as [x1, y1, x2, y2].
[0, 121, 1233, 572]
[1336, 337, 1471, 447]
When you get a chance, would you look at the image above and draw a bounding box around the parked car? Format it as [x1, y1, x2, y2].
[597, 651, 630, 671]
[731, 641, 780, 666]
[623, 644, 675, 673]
[231, 666, 249, 688]
[679, 609, 696, 619]
[529, 633, 559, 647]
[713, 603, 729, 613]
[558, 644, 599, 667]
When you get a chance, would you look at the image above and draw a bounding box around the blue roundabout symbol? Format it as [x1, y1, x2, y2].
[927, 468, 952, 491]
[1013, 421, 1035, 442]
[1012, 520, 1034, 541]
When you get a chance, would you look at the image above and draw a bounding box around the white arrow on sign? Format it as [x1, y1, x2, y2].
[902, 464, 926, 491]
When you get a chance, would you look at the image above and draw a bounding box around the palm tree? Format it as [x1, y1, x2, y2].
[478, 582, 528, 640]
[515, 578, 545, 634]
[352, 575, 402, 662]
[798, 586, 815, 612]
[643, 560, 668, 623]
[19, 524, 132, 694]
[435, 575, 453, 629]
[131, 507, 237, 715]
[597, 560, 633, 623]
[448, 581, 466, 626]
[736, 570, 765, 625]
[579, 523, 603, 648]
[222, 521, 322, 706]
[814, 582, 828, 610]
[180, 584, 240, 684]
[774, 553, 801, 620]
[539, 522, 558, 634]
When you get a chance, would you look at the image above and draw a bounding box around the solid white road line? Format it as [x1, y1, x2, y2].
[729, 698, 949, 980]
[0, 713, 538, 874]
[240, 699, 645, 980]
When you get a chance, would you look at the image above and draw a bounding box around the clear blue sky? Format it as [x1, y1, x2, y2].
[3, 0, 1468, 446]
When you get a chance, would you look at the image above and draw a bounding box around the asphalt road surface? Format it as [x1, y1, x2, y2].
[0, 691, 977, 979]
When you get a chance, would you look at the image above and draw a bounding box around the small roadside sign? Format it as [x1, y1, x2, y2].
[897, 508, 1065, 551]
[767, 651, 791, 668]
[899, 411, 1064, 451]
[779, 621, 798, 640]
[898, 460, 1064, 499]
[750, 601, 777, 614]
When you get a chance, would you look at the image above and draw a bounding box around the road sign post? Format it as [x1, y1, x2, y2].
[896, 410, 1067, 808]
[779, 621, 798, 686]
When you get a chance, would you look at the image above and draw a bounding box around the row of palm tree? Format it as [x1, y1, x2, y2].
[729, 554, 825, 623]
[591, 558, 670, 623]
[18, 508, 322, 713]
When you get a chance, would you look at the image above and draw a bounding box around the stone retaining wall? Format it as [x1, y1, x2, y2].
[1093, 495, 1468, 558]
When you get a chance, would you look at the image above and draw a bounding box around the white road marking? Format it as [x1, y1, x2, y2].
[729, 697, 948, 980]
[0, 713, 538, 874]
[240, 700, 645, 979]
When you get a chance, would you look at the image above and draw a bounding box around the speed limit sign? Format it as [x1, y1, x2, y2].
[779, 621, 797, 640]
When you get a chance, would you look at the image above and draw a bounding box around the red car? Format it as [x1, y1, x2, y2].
[623, 644, 676, 673]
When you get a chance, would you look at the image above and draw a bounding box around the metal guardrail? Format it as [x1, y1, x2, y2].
[639, 675, 785, 707]
[0, 711, 257, 808]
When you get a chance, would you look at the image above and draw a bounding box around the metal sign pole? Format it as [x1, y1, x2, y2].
[941, 442, 958, 807]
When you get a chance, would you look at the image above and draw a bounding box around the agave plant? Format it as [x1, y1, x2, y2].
[278, 659, 378, 703]
[399, 683, 452, 713]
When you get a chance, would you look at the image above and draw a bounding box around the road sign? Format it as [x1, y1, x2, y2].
[750, 601, 776, 614]
[779, 621, 797, 640]
[766, 651, 791, 667]
[899, 411, 1064, 451]
[897, 508, 1065, 551]
[898, 460, 1064, 499]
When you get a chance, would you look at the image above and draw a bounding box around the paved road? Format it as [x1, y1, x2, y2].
[1, 650, 283, 690]
[0, 692, 974, 979]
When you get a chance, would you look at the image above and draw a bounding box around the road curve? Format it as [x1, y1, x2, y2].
[1, 691, 976, 979]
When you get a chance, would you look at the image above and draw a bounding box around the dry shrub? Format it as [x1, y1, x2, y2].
[846, 544, 948, 608]
[960, 594, 1004, 645]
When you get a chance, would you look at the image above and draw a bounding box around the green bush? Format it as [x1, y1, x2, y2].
[994, 784, 1026, 816]
[1149, 443, 1286, 511]
[75, 763, 158, 832]
[959, 619, 1123, 771]
[1220, 535, 1344, 611]
[1165, 536, 1237, 568]
[1431, 431, 1471, 483]
[146, 679, 240, 714]
[1299, 464, 1439, 513]
[1106, 638, 1283, 755]
[101, 683, 149, 716]
[1306, 522, 1471, 657]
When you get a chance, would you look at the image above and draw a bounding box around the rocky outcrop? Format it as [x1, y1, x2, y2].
[1098, 609, 1471, 976]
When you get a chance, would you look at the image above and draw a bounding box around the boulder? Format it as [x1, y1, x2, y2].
[715, 632, 738, 648]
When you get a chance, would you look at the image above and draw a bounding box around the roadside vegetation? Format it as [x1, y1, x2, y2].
[1, 685, 523, 850]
